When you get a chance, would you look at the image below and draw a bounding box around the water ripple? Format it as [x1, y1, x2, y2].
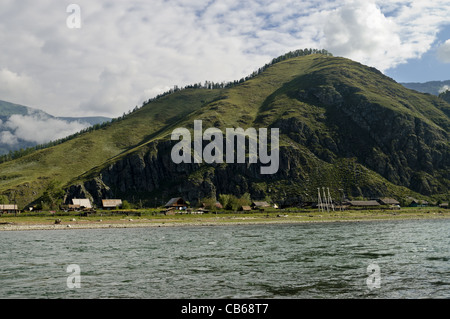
[0, 219, 448, 298]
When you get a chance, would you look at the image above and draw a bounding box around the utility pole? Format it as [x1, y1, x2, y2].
[323, 187, 329, 213]
[327, 187, 334, 212]
[317, 188, 323, 213]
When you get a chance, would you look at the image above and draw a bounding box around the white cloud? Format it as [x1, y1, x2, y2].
[0, 131, 19, 146]
[2, 114, 90, 145]
[0, 0, 450, 118]
[439, 85, 450, 94]
[320, 1, 404, 71]
[437, 39, 450, 63]
[319, 0, 450, 72]
[0, 68, 40, 106]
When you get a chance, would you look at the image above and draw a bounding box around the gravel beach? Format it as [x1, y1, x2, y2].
[1, 212, 449, 231]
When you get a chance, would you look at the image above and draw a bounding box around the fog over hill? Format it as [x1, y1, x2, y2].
[0, 100, 111, 155]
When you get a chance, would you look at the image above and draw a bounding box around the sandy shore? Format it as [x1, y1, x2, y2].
[1, 213, 449, 231]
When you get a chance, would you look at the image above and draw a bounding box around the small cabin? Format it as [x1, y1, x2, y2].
[200, 201, 222, 209]
[251, 201, 270, 210]
[165, 197, 187, 210]
[377, 198, 400, 206]
[0, 204, 19, 214]
[239, 205, 252, 212]
[346, 200, 380, 208]
[72, 198, 92, 210]
[102, 199, 123, 210]
[409, 199, 429, 207]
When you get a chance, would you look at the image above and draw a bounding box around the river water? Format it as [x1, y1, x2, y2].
[0, 219, 448, 299]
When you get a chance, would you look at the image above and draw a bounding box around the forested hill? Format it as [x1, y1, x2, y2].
[0, 50, 449, 208]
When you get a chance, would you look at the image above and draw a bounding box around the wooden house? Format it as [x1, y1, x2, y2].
[377, 198, 400, 206]
[346, 200, 380, 208]
[0, 204, 19, 214]
[102, 199, 122, 210]
[438, 203, 449, 209]
[239, 205, 252, 212]
[409, 199, 429, 207]
[165, 197, 187, 210]
[200, 201, 222, 209]
[251, 201, 270, 209]
[72, 198, 92, 209]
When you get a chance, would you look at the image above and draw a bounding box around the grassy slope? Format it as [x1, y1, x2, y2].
[0, 89, 221, 205]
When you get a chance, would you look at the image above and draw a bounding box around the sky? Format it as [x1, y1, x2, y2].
[1, 0, 450, 122]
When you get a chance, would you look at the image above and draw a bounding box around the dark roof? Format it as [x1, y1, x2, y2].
[347, 200, 380, 207]
[252, 201, 270, 207]
[410, 199, 429, 204]
[377, 198, 400, 205]
[165, 197, 186, 207]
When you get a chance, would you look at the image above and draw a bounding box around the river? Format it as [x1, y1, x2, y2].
[0, 219, 448, 298]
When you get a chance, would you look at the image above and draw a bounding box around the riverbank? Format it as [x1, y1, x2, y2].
[1, 208, 449, 231]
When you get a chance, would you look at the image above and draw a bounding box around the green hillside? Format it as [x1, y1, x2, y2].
[0, 52, 449, 208]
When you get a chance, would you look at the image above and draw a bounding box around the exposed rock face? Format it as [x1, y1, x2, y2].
[67, 138, 393, 207]
[284, 82, 450, 195]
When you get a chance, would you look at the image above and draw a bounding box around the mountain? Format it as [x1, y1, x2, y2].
[0, 100, 111, 155]
[401, 80, 450, 95]
[0, 52, 449, 208]
[0, 100, 49, 118]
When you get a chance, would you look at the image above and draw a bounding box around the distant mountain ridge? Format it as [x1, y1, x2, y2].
[401, 80, 450, 95]
[0, 100, 111, 155]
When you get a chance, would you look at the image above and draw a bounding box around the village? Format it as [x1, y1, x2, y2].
[1, 194, 448, 217]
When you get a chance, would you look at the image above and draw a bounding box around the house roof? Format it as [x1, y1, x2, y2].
[347, 200, 380, 207]
[72, 198, 92, 208]
[102, 199, 122, 207]
[0, 204, 18, 210]
[240, 205, 252, 211]
[252, 201, 270, 207]
[410, 199, 429, 204]
[165, 197, 186, 207]
[377, 198, 400, 205]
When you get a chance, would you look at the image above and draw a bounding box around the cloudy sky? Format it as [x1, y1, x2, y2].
[1, 0, 450, 119]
